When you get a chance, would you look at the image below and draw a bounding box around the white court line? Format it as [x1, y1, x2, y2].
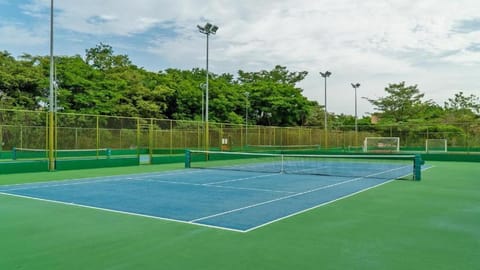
[0, 164, 425, 233]
[245, 166, 431, 232]
[206, 184, 296, 194]
[190, 166, 411, 223]
[0, 169, 213, 192]
[4, 176, 292, 195]
[203, 172, 281, 185]
[0, 169, 197, 190]
[140, 177, 295, 194]
[244, 178, 396, 232]
[0, 191, 244, 233]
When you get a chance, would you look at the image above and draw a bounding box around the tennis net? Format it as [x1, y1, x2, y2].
[185, 150, 423, 180]
[246, 144, 321, 153]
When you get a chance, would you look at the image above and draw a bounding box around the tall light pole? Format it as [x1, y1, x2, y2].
[199, 83, 206, 123]
[319, 71, 331, 149]
[197, 22, 218, 152]
[351, 83, 361, 147]
[244, 91, 249, 147]
[48, 0, 55, 170]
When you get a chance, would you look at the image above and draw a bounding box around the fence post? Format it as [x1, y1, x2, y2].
[149, 118, 154, 162]
[136, 118, 140, 159]
[170, 120, 173, 155]
[96, 115, 99, 158]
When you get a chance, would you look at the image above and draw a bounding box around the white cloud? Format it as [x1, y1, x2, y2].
[442, 49, 480, 65]
[0, 24, 47, 48]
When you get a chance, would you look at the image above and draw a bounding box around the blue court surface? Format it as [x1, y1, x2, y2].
[0, 167, 411, 232]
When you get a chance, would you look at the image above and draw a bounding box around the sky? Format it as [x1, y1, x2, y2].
[1, 0, 480, 116]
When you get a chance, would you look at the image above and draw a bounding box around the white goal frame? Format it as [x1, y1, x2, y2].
[425, 139, 447, 153]
[363, 137, 400, 152]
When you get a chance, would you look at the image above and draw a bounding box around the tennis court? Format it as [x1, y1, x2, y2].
[0, 151, 420, 232]
[1, 159, 479, 270]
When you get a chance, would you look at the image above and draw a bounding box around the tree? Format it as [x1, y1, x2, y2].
[237, 66, 311, 126]
[440, 91, 480, 124]
[85, 43, 132, 71]
[304, 102, 325, 127]
[444, 91, 480, 115]
[52, 55, 102, 112]
[0, 51, 45, 109]
[364, 82, 427, 123]
[1, 47, 317, 125]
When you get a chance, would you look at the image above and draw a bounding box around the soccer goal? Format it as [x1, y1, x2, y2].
[425, 139, 447, 153]
[363, 137, 400, 153]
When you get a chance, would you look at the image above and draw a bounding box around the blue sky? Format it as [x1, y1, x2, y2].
[1, 0, 480, 116]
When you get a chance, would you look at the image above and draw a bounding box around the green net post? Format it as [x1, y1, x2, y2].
[185, 149, 191, 168]
[107, 148, 111, 159]
[12, 147, 17, 160]
[414, 154, 424, 181]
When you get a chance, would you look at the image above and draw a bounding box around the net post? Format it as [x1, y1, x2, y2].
[281, 154, 285, 174]
[413, 154, 424, 181]
[12, 147, 17, 160]
[185, 149, 191, 168]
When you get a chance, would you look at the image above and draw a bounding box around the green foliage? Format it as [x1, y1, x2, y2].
[444, 91, 480, 114]
[0, 51, 46, 109]
[303, 102, 325, 127]
[364, 82, 479, 145]
[365, 81, 427, 123]
[442, 92, 480, 123]
[237, 65, 311, 126]
[1, 44, 479, 134]
[85, 43, 132, 71]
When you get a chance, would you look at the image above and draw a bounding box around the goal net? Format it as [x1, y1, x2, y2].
[363, 137, 400, 153]
[425, 139, 447, 153]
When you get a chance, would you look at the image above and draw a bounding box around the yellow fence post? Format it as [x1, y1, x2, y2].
[45, 112, 49, 159]
[136, 118, 140, 159]
[149, 118, 154, 162]
[170, 120, 173, 155]
[96, 115, 99, 158]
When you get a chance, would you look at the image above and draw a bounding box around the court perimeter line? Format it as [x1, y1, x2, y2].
[0, 165, 426, 233]
[189, 166, 410, 223]
[245, 166, 432, 232]
[244, 178, 396, 232]
[0, 169, 198, 191]
[0, 191, 246, 233]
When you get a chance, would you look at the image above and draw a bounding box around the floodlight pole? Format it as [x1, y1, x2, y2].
[48, 0, 55, 171]
[320, 71, 331, 149]
[245, 91, 249, 147]
[199, 83, 205, 122]
[198, 23, 218, 152]
[351, 83, 361, 147]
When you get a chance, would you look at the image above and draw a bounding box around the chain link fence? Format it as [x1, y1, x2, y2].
[1, 109, 479, 160]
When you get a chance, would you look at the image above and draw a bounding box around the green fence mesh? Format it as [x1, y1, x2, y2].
[1, 108, 479, 163]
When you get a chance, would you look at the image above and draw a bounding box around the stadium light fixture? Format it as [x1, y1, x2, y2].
[197, 22, 219, 151]
[319, 71, 332, 149]
[351, 83, 361, 147]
